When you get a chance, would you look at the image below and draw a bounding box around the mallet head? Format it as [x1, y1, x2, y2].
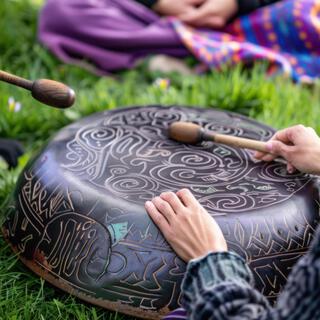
[168, 122, 203, 144]
[31, 79, 75, 109]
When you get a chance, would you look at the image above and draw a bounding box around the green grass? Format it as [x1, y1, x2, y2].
[1, 0, 320, 319]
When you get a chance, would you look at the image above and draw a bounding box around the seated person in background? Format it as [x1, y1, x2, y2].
[145, 125, 320, 319]
[135, 0, 282, 28]
[0, 139, 24, 169]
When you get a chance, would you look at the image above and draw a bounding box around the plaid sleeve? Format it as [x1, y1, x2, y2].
[181, 227, 320, 320]
[276, 226, 320, 319]
[237, 0, 282, 15]
[181, 251, 272, 319]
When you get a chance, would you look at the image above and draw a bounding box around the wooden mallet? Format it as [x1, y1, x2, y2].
[0, 70, 75, 108]
[169, 121, 269, 153]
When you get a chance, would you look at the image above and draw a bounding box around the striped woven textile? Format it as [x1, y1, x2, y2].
[173, 0, 320, 82]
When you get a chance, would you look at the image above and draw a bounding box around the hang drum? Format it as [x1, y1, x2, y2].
[3, 105, 320, 319]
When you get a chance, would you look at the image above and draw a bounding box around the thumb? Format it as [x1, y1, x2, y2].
[266, 141, 291, 159]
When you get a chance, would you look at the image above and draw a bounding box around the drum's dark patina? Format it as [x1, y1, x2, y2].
[3, 106, 320, 319]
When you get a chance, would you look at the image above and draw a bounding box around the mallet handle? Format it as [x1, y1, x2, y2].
[203, 131, 268, 152]
[0, 70, 32, 90]
[0, 70, 75, 109]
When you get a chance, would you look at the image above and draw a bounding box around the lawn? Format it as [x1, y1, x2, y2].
[1, 0, 320, 319]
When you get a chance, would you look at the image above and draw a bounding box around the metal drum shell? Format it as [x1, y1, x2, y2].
[3, 106, 320, 319]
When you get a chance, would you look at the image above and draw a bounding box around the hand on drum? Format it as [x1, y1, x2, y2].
[145, 189, 227, 262]
[255, 124, 320, 174]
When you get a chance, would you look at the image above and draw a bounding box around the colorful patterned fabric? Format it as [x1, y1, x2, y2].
[173, 0, 320, 82]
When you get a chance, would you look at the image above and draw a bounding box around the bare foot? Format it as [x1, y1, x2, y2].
[145, 188, 227, 262]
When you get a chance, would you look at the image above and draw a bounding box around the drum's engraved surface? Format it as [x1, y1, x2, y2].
[63, 107, 311, 213]
[4, 106, 320, 318]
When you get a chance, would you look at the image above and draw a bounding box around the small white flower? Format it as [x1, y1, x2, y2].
[8, 97, 22, 112]
[14, 102, 21, 112]
[8, 97, 14, 105]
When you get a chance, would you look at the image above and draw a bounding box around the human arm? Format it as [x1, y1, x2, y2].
[134, 0, 281, 16]
[134, 0, 282, 28]
[145, 187, 320, 319]
[179, 0, 282, 28]
[133, 0, 236, 26]
[134, 0, 205, 17]
[181, 226, 320, 320]
[145, 189, 273, 319]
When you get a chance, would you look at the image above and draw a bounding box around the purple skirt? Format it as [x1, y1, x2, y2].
[38, 0, 188, 73]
